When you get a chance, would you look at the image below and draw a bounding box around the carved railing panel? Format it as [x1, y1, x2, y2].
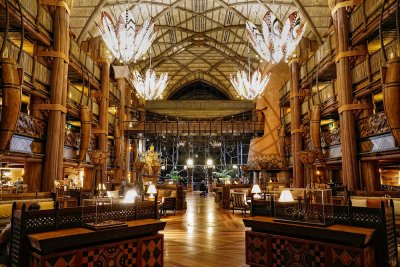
[358, 112, 390, 138]
[16, 113, 46, 139]
[89, 137, 97, 152]
[64, 130, 80, 148]
[321, 128, 341, 147]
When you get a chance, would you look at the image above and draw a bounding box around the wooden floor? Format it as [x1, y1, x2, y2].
[161, 192, 249, 267]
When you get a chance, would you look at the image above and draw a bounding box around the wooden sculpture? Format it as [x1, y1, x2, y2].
[381, 0, 400, 146]
[310, 105, 324, 161]
[277, 126, 286, 157]
[0, 0, 23, 152]
[383, 58, 400, 146]
[78, 105, 91, 164]
[113, 126, 121, 166]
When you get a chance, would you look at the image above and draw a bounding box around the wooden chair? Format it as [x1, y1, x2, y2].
[231, 192, 250, 217]
[161, 197, 176, 216]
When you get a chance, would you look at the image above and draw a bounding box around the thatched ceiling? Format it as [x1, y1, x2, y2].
[71, 0, 331, 99]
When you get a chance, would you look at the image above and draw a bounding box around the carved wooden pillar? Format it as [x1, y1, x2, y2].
[359, 98, 380, 191]
[332, 0, 360, 191]
[24, 162, 42, 193]
[289, 61, 304, 187]
[99, 61, 110, 186]
[113, 66, 128, 183]
[42, 1, 72, 192]
[83, 167, 94, 191]
[24, 97, 45, 192]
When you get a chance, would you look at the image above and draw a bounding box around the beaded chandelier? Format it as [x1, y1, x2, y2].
[246, 11, 307, 64]
[230, 69, 270, 100]
[130, 69, 169, 100]
[96, 10, 156, 63]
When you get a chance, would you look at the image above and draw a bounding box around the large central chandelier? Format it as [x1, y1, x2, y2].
[130, 69, 169, 100]
[96, 9, 156, 62]
[230, 69, 270, 100]
[246, 11, 307, 64]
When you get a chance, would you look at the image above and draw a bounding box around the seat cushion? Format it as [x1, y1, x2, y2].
[393, 200, 400, 216]
[0, 204, 12, 219]
[351, 198, 367, 207]
[367, 198, 385, 208]
[40, 201, 55, 210]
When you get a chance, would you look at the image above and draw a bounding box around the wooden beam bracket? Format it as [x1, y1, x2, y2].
[291, 128, 307, 134]
[31, 104, 67, 113]
[40, 0, 71, 14]
[335, 50, 366, 62]
[91, 92, 109, 99]
[35, 51, 70, 64]
[92, 128, 108, 134]
[338, 103, 370, 114]
[290, 92, 311, 99]
[92, 58, 109, 63]
[330, 0, 361, 16]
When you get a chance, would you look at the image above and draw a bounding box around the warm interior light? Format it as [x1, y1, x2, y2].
[278, 189, 295, 202]
[251, 184, 262, 199]
[123, 190, 138, 203]
[147, 184, 157, 200]
[206, 159, 213, 167]
[187, 159, 194, 167]
[96, 10, 156, 63]
[246, 11, 307, 64]
[230, 69, 270, 100]
[130, 69, 169, 100]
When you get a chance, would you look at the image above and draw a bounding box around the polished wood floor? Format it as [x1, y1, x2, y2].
[161, 192, 249, 267]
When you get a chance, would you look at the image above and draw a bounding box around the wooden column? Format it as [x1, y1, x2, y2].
[24, 162, 42, 193]
[99, 61, 110, 186]
[83, 167, 94, 191]
[113, 66, 128, 183]
[289, 61, 304, 187]
[359, 98, 380, 191]
[332, 1, 360, 191]
[42, 2, 71, 192]
[24, 97, 45, 192]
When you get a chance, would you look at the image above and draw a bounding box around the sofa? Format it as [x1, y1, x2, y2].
[0, 198, 55, 227]
[349, 195, 400, 229]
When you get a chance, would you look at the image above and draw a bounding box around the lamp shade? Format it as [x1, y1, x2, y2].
[147, 184, 157, 194]
[206, 159, 213, 166]
[278, 189, 295, 202]
[187, 158, 194, 167]
[123, 190, 137, 203]
[251, 184, 262, 194]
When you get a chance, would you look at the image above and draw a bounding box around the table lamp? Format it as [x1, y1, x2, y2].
[278, 189, 295, 202]
[123, 190, 137, 203]
[251, 184, 262, 199]
[147, 184, 157, 201]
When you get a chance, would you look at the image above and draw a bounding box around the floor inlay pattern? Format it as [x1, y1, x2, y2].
[162, 192, 249, 267]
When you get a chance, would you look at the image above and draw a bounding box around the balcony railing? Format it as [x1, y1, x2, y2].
[126, 120, 264, 135]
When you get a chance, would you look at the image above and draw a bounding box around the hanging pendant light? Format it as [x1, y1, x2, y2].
[246, 11, 307, 63]
[96, 9, 156, 63]
[230, 69, 270, 100]
[130, 69, 169, 100]
[230, 0, 270, 100]
[130, 0, 169, 100]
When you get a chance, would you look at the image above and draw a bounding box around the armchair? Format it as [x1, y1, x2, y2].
[161, 197, 176, 216]
[231, 192, 250, 217]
